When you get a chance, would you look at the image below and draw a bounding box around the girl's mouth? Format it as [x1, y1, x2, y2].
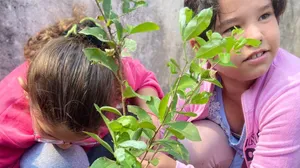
[244, 51, 267, 62]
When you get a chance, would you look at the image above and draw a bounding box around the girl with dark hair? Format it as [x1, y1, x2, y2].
[143, 0, 300, 168]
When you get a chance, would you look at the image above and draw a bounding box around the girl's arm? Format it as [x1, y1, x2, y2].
[250, 85, 300, 167]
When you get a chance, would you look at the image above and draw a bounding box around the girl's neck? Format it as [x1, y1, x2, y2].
[219, 74, 255, 100]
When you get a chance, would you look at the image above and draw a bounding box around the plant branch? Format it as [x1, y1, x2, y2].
[142, 42, 191, 167]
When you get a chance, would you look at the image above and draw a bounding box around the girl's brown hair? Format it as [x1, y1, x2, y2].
[27, 20, 120, 133]
[24, 5, 86, 61]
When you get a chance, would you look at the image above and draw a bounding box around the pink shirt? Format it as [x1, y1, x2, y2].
[176, 48, 300, 168]
[0, 57, 163, 168]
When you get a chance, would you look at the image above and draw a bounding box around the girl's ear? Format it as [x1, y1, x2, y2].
[18, 77, 29, 99]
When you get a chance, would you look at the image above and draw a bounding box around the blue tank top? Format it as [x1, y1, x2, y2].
[207, 86, 246, 168]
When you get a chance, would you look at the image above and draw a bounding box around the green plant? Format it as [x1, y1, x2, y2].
[75, 1, 260, 167]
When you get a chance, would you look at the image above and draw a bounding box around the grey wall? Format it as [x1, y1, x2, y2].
[0, 0, 299, 91]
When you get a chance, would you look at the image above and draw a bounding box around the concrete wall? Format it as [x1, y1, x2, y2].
[0, 0, 299, 91]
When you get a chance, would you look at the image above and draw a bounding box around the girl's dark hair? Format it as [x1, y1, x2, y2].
[27, 20, 119, 133]
[184, 0, 287, 40]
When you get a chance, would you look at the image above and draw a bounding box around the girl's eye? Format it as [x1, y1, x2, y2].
[259, 13, 271, 21]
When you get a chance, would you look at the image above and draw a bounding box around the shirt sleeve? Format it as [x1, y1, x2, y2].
[176, 161, 195, 168]
[250, 83, 300, 167]
[0, 62, 35, 168]
[122, 57, 164, 99]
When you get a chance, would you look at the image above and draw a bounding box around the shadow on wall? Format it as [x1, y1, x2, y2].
[0, 0, 299, 91]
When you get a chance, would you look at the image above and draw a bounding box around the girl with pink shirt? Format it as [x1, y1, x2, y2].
[143, 0, 300, 168]
[0, 19, 163, 167]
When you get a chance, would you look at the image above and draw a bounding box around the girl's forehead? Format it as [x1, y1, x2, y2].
[218, 0, 271, 14]
[215, 0, 272, 25]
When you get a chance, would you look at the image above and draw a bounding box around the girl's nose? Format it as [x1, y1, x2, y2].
[56, 143, 72, 149]
[244, 24, 263, 43]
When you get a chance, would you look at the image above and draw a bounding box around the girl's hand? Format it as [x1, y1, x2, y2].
[140, 152, 177, 168]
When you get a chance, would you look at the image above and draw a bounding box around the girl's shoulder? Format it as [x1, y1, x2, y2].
[0, 62, 29, 114]
[251, 49, 300, 121]
[271, 48, 300, 79]
[260, 48, 300, 94]
[0, 62, 34, 153]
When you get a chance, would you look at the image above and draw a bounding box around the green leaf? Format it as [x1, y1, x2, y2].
[94, 104, 116, 142]
[177, 74, 197, 91]
[211, 32, 222, 40]
[100, 106, 122, 116]
[132, 128, 143, 140]
[206, 30, 213, 40]
[79, 27, 108, 42]
[215, 60, 236, 67]
[83, 131, 113, 154]
[231, 27, 244, 36]
[121, 38, 137, 56]
[167, 58, 180, 74]
[183, 8, 213, 41]
[120, 151, 141, 168]
[117, 132, 130, 143]
[191, 91, 212, 104]
[170, 93, 178, 112]
[97, 15, 105, 21]
[83, 48, 118, 72]
[176, 111, 197, 117]
[139, 121, 156, 131]
[122, 0, 130, 13]
[114, 148, 126, 162]
[203, 78, 223, 88]
[158, 93, 170, 123]
[190, 61, 205, 74]
[103, 0, 112, 19]
[167, 127, 185, 140]
[80, 17, 102, 27]
[110, 12, 119, 20]
[155, 139, 189, 162]
[195, 37, 207, 46]
[234, 38, 247, 50]
[119, 140, 147, 150]
[127, 105, 152, 121]
[117, 116, 138, 131]
[146, 96, 160, 116]
[246, 38, 261, 47]
[150, 158, 159, 166]
[143, 128, 154, 139]
[134, 1, 148, 8]
[166, 121, 201, 141]
[129, 22, 160, 34]
[90, 157, 120, 168]
[122, 81, 150, 101]
[179, 7, 193, 38]
[223, 36, 235, 53]
[113, 19, 123, 41]
[177, 90, 186, 99]
[65, 24, 78, 37]
[109, 120, 123, 132]
[219, 52, 231, 64]
[123, 38, 137, 52]
[196, 39, 223, 59]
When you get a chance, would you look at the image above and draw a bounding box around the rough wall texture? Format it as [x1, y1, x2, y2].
[0, 0, 299, 91]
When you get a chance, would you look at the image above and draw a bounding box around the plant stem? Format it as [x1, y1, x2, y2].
[94, 0, 126, 115]
[142, 42, 190, 167]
